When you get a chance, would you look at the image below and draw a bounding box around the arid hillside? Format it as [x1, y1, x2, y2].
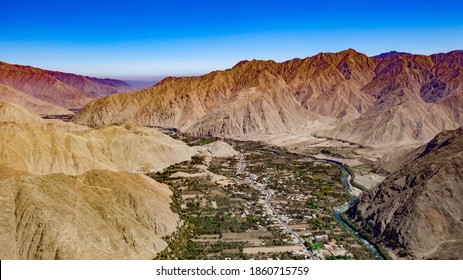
[0, 61, 135, 112]
[0, 102, 239, 259]
[0, 169, 178, 259]
[0, 102, 197, 175]
[347, 127, 463, 259]
[0, 84, 72, 115]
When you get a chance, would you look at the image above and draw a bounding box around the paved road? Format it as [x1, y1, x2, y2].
[238, 151, 315, 259]
[237, 152, 245, 173]
[263, 189, 315, 259]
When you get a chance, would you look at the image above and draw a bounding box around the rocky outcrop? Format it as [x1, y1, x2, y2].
[195, 141, 239, 158]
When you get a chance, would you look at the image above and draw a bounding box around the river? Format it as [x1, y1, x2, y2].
[266, 151, 384, 259]
[330, 161, 384, 260]
[298, 159, 384, 260]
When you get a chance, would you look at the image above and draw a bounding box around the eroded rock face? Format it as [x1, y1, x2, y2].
[348, 127, 463, 259]
[0, 170, 178, 260]
[74, 50, 463, 147]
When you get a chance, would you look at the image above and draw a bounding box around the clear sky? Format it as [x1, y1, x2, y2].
[1, 0, 462, 79]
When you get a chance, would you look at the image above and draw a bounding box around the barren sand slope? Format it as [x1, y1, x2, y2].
[0, 102, 197, 175]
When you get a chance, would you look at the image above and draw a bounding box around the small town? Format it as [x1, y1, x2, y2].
[152, 137, 372, 260]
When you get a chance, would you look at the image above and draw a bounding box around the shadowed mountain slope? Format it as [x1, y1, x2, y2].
[347, 127, 463, 259]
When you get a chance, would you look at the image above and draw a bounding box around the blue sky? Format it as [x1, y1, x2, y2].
[1, 0, 462, 79]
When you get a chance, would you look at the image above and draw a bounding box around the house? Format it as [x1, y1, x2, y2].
[315, 234, 329, 243]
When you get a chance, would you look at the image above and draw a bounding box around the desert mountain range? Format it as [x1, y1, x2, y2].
[1, 49, 462, 260]
[73, 49, 463, 147]
[0, 61, 135, 114]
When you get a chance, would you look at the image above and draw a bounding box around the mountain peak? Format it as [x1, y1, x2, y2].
[232, 59, 277, 69]
[155, 76, 185, 86]
[341, 48, 360, 54]
[372, 51, 411, 59]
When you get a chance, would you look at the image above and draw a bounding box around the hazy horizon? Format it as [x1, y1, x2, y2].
[1, 0, 463, 79]
[3, 47, 463, 82]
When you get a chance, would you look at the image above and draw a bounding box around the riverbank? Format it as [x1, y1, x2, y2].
[327, 161, 393, 260]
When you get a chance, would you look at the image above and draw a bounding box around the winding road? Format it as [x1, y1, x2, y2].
[237, 151, 315, 259]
